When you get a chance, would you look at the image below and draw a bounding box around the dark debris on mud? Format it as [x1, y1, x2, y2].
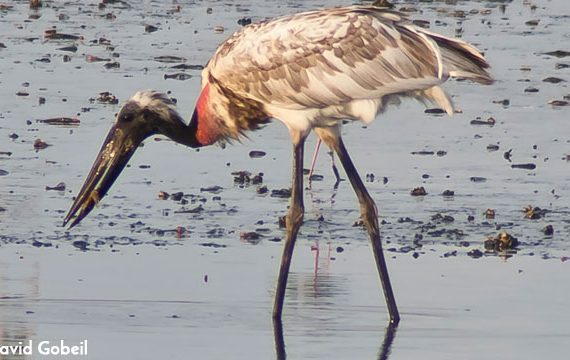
[0, 0, 569, 264]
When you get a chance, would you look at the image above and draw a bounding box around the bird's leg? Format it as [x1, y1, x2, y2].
[377, 322, 398, 360]
[273, 318, 286, 360]
[330, 149, 342, 188]
[308, 138, 321, 184]
[316, 128, 399, 324]
[308, 138, 342, 188]
[273, 136, 305, 320]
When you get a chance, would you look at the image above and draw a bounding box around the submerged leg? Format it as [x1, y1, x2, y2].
[316, 127, 400, 324]
[308, 138, 321, 182]
[273, 135, 306, 320]
[377, 323, 398, 360]
[308, 138, 342, 187]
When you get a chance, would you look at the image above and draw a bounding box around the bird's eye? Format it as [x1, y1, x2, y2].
[120, 113, 134, 123]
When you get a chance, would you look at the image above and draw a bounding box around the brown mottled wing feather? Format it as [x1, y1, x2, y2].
[205, 7, 447, 110]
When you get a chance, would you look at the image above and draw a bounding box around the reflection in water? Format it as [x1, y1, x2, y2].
[273, 319, 398, 360]
[276, 239, 399, 359]
[286, 244, 347, 308]
[0, 260, 39, 360]
[310, 240, 331, 277]
[273, 319, 286, 360]
[376, 323, 397, 360]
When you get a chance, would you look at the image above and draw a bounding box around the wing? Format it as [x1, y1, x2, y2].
[204, 6, 445, 110]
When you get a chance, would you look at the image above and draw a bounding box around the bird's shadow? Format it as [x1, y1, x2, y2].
[273, 318, 398, 360]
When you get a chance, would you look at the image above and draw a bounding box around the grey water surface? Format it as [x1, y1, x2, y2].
[0, 0, 569, 359]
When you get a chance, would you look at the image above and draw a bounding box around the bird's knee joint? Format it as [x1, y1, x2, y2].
[361, 205, 377, 219]
[286, 206, 304, 228]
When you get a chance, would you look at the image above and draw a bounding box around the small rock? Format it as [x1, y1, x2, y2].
[237, 17, 252, 26]
[424, 108, 445, 114]
[492, 99, 510, 106]
[504, 149, 513, 162]
[45, 182, 65, 191]
[248, 150, 266, 158]
[470, 176, 487, 183]
[353, 219, 365, 227]
[91, 91, 119, 104]
[145, 24, 159, 33]
[431, 213, 454, 223]
[154, 55, 187, 63]
[170, 192, 184, 201]
[164, 73, 192, 81]
[57, 45, 78, 52]
[33, 138, 49, 149]
[37, 117, 80, 125]
[200, 185, 223, 194]
[470, 117, 496, 126]
[442, 190, 455, 197]
[548, 99, 569, 106]
[542, 77, 565, 84]
[523, 205, 547, 219]
[104, 61, 120, 69]
[511, 163, 536, 170]
[484, 231, 519, 251]
[158, 191, 169, 200]
[72, 240, 88, 251]
[411, 151, 434, 155]
[170, 63, 204, 70]
[484, 209, 495, 219]
[174, 205, 204, 214]
[410, 187, 427, 196]
[251, 174, 263, 184]
[543, 225, 554, 236]
[542, 50, 570, 58]
[467, 249, 484, 258]
[271, 188, 291, 198]
[240, 231, 262, 244]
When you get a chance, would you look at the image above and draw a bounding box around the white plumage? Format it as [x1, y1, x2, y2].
[203, 6, 492, 138]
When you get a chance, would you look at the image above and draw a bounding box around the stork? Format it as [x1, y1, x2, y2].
[64, 6, 493, 325]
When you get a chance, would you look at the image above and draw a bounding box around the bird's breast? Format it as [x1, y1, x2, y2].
[194, 81, 272, 144]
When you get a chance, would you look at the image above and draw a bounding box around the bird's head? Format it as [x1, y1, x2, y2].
[63, 90, 192, 228]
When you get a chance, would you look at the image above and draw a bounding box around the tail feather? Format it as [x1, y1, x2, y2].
[420, 29, 494, 85]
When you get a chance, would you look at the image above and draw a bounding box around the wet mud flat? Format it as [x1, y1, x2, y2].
[0, 0, 569, 359]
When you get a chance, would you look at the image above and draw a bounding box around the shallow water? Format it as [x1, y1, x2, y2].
[0, 0, 569, 359]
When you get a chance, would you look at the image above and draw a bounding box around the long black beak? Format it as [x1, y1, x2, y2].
[64, 123, 145, 228]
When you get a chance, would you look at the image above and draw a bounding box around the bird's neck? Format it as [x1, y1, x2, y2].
[160, 84, 221, 148]
[166, 81, 270, 148]
[189, 84, 223, 146]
